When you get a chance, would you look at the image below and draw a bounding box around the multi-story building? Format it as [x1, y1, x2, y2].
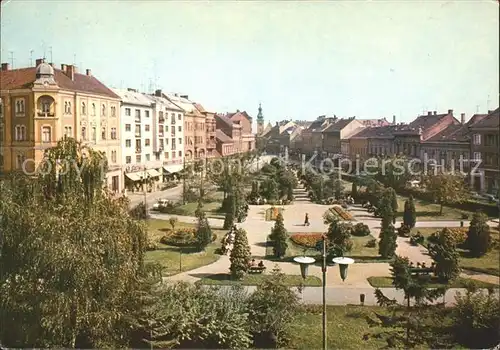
[322, 117, 364, 156]
[261, 120, 300, 155]
[469, 108, 499, 193]
[221, 110, 255, 153]
[149, 92, 185, 175]
[162, 92, 205, 163]
[0, 59, 122, 192]
[215, 114, 242, 154]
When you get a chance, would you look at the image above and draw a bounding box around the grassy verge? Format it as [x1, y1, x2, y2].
[196, 273, 321, 286]
[288, 305, 387, 349]
[160, 201, 223, 217]
[367, 276, 498, 289]
[144, 219, 225, 276]
[411, 227, 500, 276]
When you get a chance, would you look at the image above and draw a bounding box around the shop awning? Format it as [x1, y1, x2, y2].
[125, 172, 142, 181]
[147, 169, 162, 177]
[163, 164, 184, 174]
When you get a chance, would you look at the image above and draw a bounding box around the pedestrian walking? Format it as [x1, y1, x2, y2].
[304, 213, 310, 226]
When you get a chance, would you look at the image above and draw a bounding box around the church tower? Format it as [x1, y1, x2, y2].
[256, 103, 264, 135]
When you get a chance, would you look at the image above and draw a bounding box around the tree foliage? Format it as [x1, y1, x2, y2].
[269, 213, 288, 258]
[378, 222, 398, 259]
[424, 173, 469, 215]
[325, 218, 353, 257]
[195, 210, 213, 251]
[229, 228, 251, 279]
[403, 195, 417, 228]
[428, 229, 460, 282]
[0, 138, 150, 348]
[466, 212, 491, 257]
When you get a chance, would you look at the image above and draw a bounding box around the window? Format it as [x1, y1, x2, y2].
[473, 152, 482, 161]
[0, 98, 3, 117]
[111, 150, 117, 163]
[473, 134, 481, 145]
[164, 152, 169, 159]
[64, 126, 73, 137]
[92, 126, 97, 141]
[15, 98, 25, 114]
[111, 106, 116, 117]
[178, 151, 182, 157]
[178, 138, 182, 144]
[81, 126, 87, 141]
[101, 127, 106, 140]
[125, 108, 131, 116]
[81, 102, 86, 115]
[126, 156, 132, 164]
[155, 153, 160, 161]
[136, 155, 141, 163]
[64, 101, 72, 114]
[164, 125, 168, 132]
[178, 114, 182, 120]
[165, 138, 169, 145]
[111, 127, 117, 140]
[16, 154, 25, 169]
[14, 125, 26, 141]
[135, 110, 141, 118]
[125, 124, 131, 132]
[42, 126, 52, 143]
[91, 103, 96, 116]
[159, 139, 164, 149]
[146, 154, 150, 161]
[125, 139, 131, 147]
[135, 139, 141, 149]
[145, 124, 150, 132]
[145, 110, 150, 118]
[178, 126, 182, 132]
[101, 104, 106, 116]
[145, 139, 150, 146]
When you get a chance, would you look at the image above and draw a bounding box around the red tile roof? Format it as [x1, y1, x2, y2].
[0, 67, 119, 98]
[323, 117, 356, 132]
[470, 108, 499, 128]
[350, 125, 395, 139]
[216, 129, 233, 143]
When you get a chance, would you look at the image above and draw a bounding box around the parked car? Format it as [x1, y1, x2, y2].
[152, 199, 173, 210]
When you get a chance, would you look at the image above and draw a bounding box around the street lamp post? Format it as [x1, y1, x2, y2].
[294, 238, 355, 350]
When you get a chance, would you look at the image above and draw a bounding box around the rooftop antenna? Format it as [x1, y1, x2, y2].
[49, 46, 53, 63]
[487, 95, 491, 110]
[8, 51, 14, 68]
[476, 105, 480, 113]
[73, 54, 76, 66]
[29, 49, 34, 66]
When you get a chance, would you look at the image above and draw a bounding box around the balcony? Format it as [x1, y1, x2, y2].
[134, 117, 141, 123]
[159, 131, 164, 137]
[37, 111, 55, 117]
[159, 117, 165, 124]
[135, 147, 142, 154]
[135, 132, 141, 137]
[171, 119, 176, 125]
[171, 145, 177, 151]
[171, 132, 176, 137]
[207, 140, 216, 148]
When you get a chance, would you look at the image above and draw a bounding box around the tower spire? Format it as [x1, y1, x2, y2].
[256, 102, 264, 135]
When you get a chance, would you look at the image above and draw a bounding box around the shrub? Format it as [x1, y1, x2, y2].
[230, 228, 251, 279]
[290, 233, 323, 248]
[352, 223, 370, 237]
[409, 232, 424, 246]
[428, 227, 467, 246]
[331, 206, 353, 220]
[466, 212, 491, 257]
[461, 213, 469, 220]
[160, 228, 196, 246]
[379, 223, 397, 259]
[428, 234, 460, 282]
[269, 213, 288, 258]
[366, 238, 377, 248]
[397, 224, 411, 237]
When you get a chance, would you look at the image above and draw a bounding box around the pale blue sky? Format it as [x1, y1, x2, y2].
[1, 0, 498, 126]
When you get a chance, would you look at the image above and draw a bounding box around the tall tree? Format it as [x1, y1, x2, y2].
[351, 182, 358, 201]
[466, 212, 491, 257]
[403, 195, 417, 228]
[0, 138, 149, 348]
[325, 217, 353, 256]
[195, 210, 213, 251]
[269, 213, 288, 258]
[230, 228, 251, 279]
[424, 173, 469, 215]
[428, 229, 460, 282]
[378, 222, 398, 259]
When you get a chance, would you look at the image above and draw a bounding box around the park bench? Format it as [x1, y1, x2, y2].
[248, 266, 266, 274]
[410, 267, 435, 276]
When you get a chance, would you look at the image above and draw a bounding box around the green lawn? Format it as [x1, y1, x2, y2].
[395, 195, 471, 221]
[196, 273, 321, 286]
[265, 234, 385, 263]
[367, 276, 498, 289]
[162, 201, 223, 217]
[411, 227, 500, 276]
[144, 219, 225, 276]
[288, 305, 388, 349]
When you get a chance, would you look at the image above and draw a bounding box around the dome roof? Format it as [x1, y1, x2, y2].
[36, 61, 54, 76]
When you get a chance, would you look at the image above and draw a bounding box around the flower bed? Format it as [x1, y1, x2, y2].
[160, 228, 196, 246]
[331, 206, 353, 221]
[290, 233, 324, 248]
[265, 206, 284, 221]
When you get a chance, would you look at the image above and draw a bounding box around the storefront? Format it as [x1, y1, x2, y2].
[124, 167, 162, 193]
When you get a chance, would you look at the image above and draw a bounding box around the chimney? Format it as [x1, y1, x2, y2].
[448, 109, 453, 115]
[86, 69, 92, 76]
[155, 89, 162, 97]
[180, 95, 189, 99]
[127, 88, 137, 92]
[1, 63, 10, 71]
[35, 58, 43, 66]
[427, 111, 432, 116]
[433, 111, 437, 115]
[460, 113, 465, 124]
[236, 109, 240, 112]
[392, 115, 396, 125]
[488, 110, 493, 114]
[66, 65, 75, 80]
[61, 64, 67, 71]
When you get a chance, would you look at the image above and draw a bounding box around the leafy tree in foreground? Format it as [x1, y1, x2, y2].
[424, 173, 469, 215]
[325, 218, 353, 257]
[403, 195, 417, 228]
[378, 222, 397, 259]
[0, 138, 149, 348]
[466, 212, 491, 257]
[269, 213, 288, 258]
[428, 229, 460, 282]
[195, 210, 213, 251]
[230, 228, 251, 279]
[247, 266, 300, 348]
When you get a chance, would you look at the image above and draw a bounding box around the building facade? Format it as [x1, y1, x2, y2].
[322, 117, 364, 156]
[1, 59, 122, 192]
